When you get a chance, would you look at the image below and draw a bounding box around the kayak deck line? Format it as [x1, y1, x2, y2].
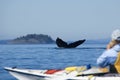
[4, 67, 120, 80]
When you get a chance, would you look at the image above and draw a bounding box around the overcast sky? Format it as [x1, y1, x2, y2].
[0, 0, 120, 40]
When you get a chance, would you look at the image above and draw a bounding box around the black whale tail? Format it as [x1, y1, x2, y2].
[56, 37, 86, 48]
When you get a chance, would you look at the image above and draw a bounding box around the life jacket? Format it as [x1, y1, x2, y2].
[110, 52, 120, 73]
[114, 52, 120, 73]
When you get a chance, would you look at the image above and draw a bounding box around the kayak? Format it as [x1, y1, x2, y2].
[4, 66, 120, 80]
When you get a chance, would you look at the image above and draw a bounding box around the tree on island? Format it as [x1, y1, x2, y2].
[9, 34, 55, 44]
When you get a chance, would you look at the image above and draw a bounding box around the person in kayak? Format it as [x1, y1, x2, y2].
[97, 29, 120, 68]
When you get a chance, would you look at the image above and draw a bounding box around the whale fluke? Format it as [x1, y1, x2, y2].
[56, 37, 86, 48]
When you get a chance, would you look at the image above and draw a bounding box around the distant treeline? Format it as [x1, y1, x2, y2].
[1, 34, 55, 44]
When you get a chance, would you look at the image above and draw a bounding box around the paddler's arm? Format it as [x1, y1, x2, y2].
[106, 40, 117, 50]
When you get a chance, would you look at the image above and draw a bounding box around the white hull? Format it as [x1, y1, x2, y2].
[4, 67, 120, 80]
[8, 71, 46, 80]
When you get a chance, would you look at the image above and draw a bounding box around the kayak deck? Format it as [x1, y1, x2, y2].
[4, 67, 120, 80]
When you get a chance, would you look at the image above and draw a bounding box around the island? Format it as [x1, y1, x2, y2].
[8, 34, 55, 44]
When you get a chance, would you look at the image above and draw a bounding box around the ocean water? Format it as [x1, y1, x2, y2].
[0, 42, 107, 80]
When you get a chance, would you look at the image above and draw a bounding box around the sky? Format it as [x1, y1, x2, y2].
[0, 0, 120, 41]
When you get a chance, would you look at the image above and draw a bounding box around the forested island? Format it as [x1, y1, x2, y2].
[7, 34, 55, 44]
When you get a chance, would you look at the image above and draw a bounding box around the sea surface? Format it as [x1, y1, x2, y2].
[0, 41, 107, 80]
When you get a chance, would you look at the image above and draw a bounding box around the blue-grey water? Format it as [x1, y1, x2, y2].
[0, 42, 107, 80]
